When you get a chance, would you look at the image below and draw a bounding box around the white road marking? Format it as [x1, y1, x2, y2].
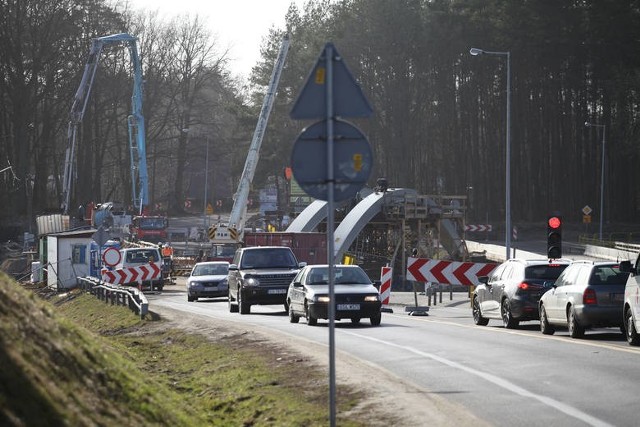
[344, 331, 614, 427]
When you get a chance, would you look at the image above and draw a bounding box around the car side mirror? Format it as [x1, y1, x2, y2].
[228, 264, 238, 271]
[292, 281, 302, 287]
[478, 276, 489, 285]
[619, 260, 635, 275]
[298, 262, 307, 268]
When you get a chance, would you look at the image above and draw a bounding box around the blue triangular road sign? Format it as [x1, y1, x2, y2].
[290, 42, 373, 119]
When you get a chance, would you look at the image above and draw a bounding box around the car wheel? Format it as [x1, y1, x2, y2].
[501, 299, 519, 329]
[472, 296, 489, 326]
[351, 317, 361, 325]
[370, 312, 382, 326]
[625, 309, 640, 346]
[239, 291, 250, 315]
[187, 295, 196, 302]
[288, 302, 300, 324]
[305, 301, 317, 326]
[284, 300, 289, 313]
[539, 304, 555, 335]
[568, 306, 584, 338]
[228, 290, 239, 313]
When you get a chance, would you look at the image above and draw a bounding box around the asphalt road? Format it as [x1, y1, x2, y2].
[148, 279, 640, 427]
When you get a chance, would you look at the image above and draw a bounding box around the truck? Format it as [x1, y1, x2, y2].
[128, 215, 169, 243]
[208, 35, 290, 249]
[243, 231, 327, 265]
[91, 202, 132, 237]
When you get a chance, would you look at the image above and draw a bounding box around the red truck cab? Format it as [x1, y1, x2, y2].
[129, 215, 169, 243]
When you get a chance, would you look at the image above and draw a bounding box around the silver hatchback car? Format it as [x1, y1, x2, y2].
[539, 261, 629, 338]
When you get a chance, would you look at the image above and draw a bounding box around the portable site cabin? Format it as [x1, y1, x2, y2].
[46, 229, 96, 289]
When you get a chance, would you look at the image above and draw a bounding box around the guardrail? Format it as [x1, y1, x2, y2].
[78, 277, 149, 319]
[614, 242, 640, 254]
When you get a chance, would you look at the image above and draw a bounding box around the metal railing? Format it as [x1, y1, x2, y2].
[579, 232, 640, 247]
[614, 242, 640, 254]
[78, 277, 148, 319]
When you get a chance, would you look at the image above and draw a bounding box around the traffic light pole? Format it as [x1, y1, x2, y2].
[547, 214, 562, 259]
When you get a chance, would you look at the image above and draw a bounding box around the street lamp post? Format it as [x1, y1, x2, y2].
[203, 137, 210, 230]
[585, 122, 606, 241]
[470, 47, 511, 260]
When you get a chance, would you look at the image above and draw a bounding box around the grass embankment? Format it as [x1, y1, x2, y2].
[0, 272, 366, 426]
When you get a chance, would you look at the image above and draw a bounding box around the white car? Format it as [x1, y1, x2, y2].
[286, 264, 382, 326]
[622, 257, 640, 345]
[187, 261, 229, 302]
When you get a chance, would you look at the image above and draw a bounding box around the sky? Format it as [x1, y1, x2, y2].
[126, 0, 304, 78]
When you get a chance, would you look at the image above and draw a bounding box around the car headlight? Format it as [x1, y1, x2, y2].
[244, 277, 260, 287]
[188, 281, 201, 288]
[315, 296, 330, 303]
[364, 295, 379, 302]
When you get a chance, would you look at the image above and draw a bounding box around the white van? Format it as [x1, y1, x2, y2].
[116, 247, 164, 290]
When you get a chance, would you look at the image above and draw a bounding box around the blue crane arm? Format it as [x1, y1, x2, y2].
[125, 38, 148, 211]
[62, 33, 148, 214]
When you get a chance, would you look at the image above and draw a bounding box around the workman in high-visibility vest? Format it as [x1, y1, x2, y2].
[161, 244, 173, 258]
[161, 244, 174, 277]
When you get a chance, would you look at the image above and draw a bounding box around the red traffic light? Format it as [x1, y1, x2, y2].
[548, 216, 561, 229]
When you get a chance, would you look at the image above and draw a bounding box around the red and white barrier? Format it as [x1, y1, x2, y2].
[379, 266, 393, 313]
[101, 263, 161, 286]
[406, 257, 497, 286]
[464, 224, 492, 232]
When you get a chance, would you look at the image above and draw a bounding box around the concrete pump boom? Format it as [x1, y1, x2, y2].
[208, 34, 290, 244]
[62, 33, 148, 215]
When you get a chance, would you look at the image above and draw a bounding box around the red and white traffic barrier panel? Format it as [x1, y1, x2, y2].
[379, 266, 393, 313]
[101, 263, 161, 286]
[406, 257, 497, 286]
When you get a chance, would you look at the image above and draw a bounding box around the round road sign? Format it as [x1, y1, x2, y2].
[290, 118, 372, 202]
[102, 247, 121, 267]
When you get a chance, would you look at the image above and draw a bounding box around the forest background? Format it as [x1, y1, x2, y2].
[1, 0, 639, 239]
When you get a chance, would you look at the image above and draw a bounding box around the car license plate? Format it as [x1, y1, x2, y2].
[337, 303, 360, 311]
[268, 289, 287, 294]
[205, 286, 218, 290]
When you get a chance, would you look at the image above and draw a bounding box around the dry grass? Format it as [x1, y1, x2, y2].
[0, 272, 367, 426]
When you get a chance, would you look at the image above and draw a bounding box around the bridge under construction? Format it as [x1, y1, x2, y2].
[285, 187, 471, 282]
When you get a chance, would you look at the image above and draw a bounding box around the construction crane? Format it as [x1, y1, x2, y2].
[208, 34, 290, 245]
[61, 33, 148, 215]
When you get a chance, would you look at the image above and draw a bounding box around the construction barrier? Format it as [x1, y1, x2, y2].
[406, 257, 497, 287]
[101, 263, 161, 285]
[379, 266, 393, 313]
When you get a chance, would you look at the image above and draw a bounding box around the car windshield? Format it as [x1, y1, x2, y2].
[306, 267, 370, 285]
[240, 249, 297, 269]
[193, 264, 228, 276]
[125, 249, 158, 263]
[589, 265, 630, 285]
[525, 264, 567, 281]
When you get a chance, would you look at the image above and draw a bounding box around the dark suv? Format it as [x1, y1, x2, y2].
[473, 258, 570, 328]
[228, 246, 306, 315]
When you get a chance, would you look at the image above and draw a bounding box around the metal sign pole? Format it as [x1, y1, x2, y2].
[289, 41, 373, 427]
[325, 44, 337, 427]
